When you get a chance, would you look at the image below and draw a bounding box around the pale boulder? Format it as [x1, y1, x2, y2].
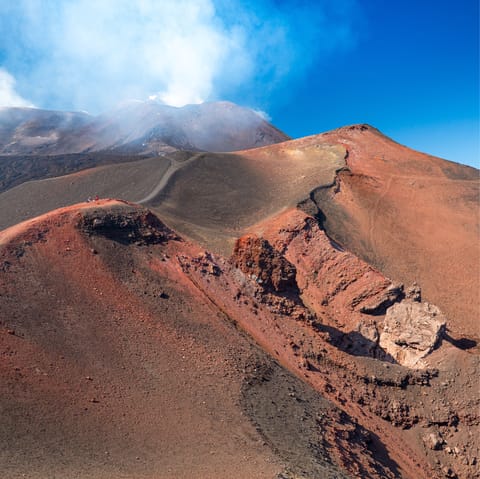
[379, 300, 446, 367]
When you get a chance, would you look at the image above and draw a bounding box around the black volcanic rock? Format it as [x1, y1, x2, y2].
[78, 207, 179, 245]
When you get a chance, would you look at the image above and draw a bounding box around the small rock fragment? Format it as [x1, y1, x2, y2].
[406, 282, 422, 302]
[423, 432, 444, 450]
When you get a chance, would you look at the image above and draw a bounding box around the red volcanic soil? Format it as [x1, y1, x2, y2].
[306, 125, 479, 337]
[176, 206, 479, 479]
[1, 200, 478, 478]
[0, 201, 284, 478]
[0, 122, 478, 479]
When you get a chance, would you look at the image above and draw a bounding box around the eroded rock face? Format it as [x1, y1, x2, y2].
[359, 283, 405, 315]
[231, 235, 298, 293]
[380, 300, 446, 367]
[78, 208, 178, 245]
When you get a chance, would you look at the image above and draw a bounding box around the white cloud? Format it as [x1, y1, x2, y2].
[0, 0, 357, 113]
[51, 0, 229, 108]
[0, 68, 34, 108]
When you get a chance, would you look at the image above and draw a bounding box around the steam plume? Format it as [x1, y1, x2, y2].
[0, 0, 357, 112]
[0, 69, 34, 108]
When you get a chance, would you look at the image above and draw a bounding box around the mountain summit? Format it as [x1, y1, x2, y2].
[0, 101, 289, 155]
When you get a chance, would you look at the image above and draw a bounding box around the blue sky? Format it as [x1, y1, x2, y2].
[267, 0, 479, 168]
[0, 0, 478, 167]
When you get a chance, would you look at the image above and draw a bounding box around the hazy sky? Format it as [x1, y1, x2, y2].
[0, 0, 478, 167]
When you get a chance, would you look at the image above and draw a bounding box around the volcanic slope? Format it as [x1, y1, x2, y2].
[0, 200, 400, 479]
[0, 121, 478, 479]
[307, 125, 479, 337]
[0, 140, 347, 250]
[0, 107, 91, 155]
[0, 152, 159, 195]
[1, 200, 478, 479]
[1, 125, 478, 338]
[0, 201, 283, 479]
[104, 126, 479, 338]
[148, 140, 346, 253]
[146, 126, 479, 337]
[0, 155, 171, 230]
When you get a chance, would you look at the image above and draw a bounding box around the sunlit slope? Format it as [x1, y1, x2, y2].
[311, 125, 479, 335]
[0, 123, 477, 336]
[149, 141, 346, 252]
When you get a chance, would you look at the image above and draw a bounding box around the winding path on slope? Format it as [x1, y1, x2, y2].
[137, 153, 202, 204]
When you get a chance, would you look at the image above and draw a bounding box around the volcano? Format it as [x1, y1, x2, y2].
[0, 101, 289, 156]
[0, 104, 478, 479]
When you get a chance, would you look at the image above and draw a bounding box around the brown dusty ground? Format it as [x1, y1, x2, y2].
[309, 125, 479, 337]
[0, 152, 159, 195]
[1, 201, 478, 478]
[0, 156, 170, 231]
[0, 201, 360, 479]
[0, 202, 283, 479]
[145, 140, 346, 253]
[0, 125, 478, 479]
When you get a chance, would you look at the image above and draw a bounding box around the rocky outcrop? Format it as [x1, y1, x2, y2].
[231, 235, 298, 293]
[78, 207, 179, 245]
[379, 300, 446, 367]
[359, 283, 405, 315]
[231, 213, 449, 371]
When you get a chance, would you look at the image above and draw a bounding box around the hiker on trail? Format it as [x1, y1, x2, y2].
[87, 196, 92, 203]
[95, 195, 99, 201]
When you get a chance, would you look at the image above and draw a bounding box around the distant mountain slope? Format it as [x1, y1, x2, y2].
[0, 101, 289, 155]
[0, 152, 154, 194]
[0, 107, 91, 155]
